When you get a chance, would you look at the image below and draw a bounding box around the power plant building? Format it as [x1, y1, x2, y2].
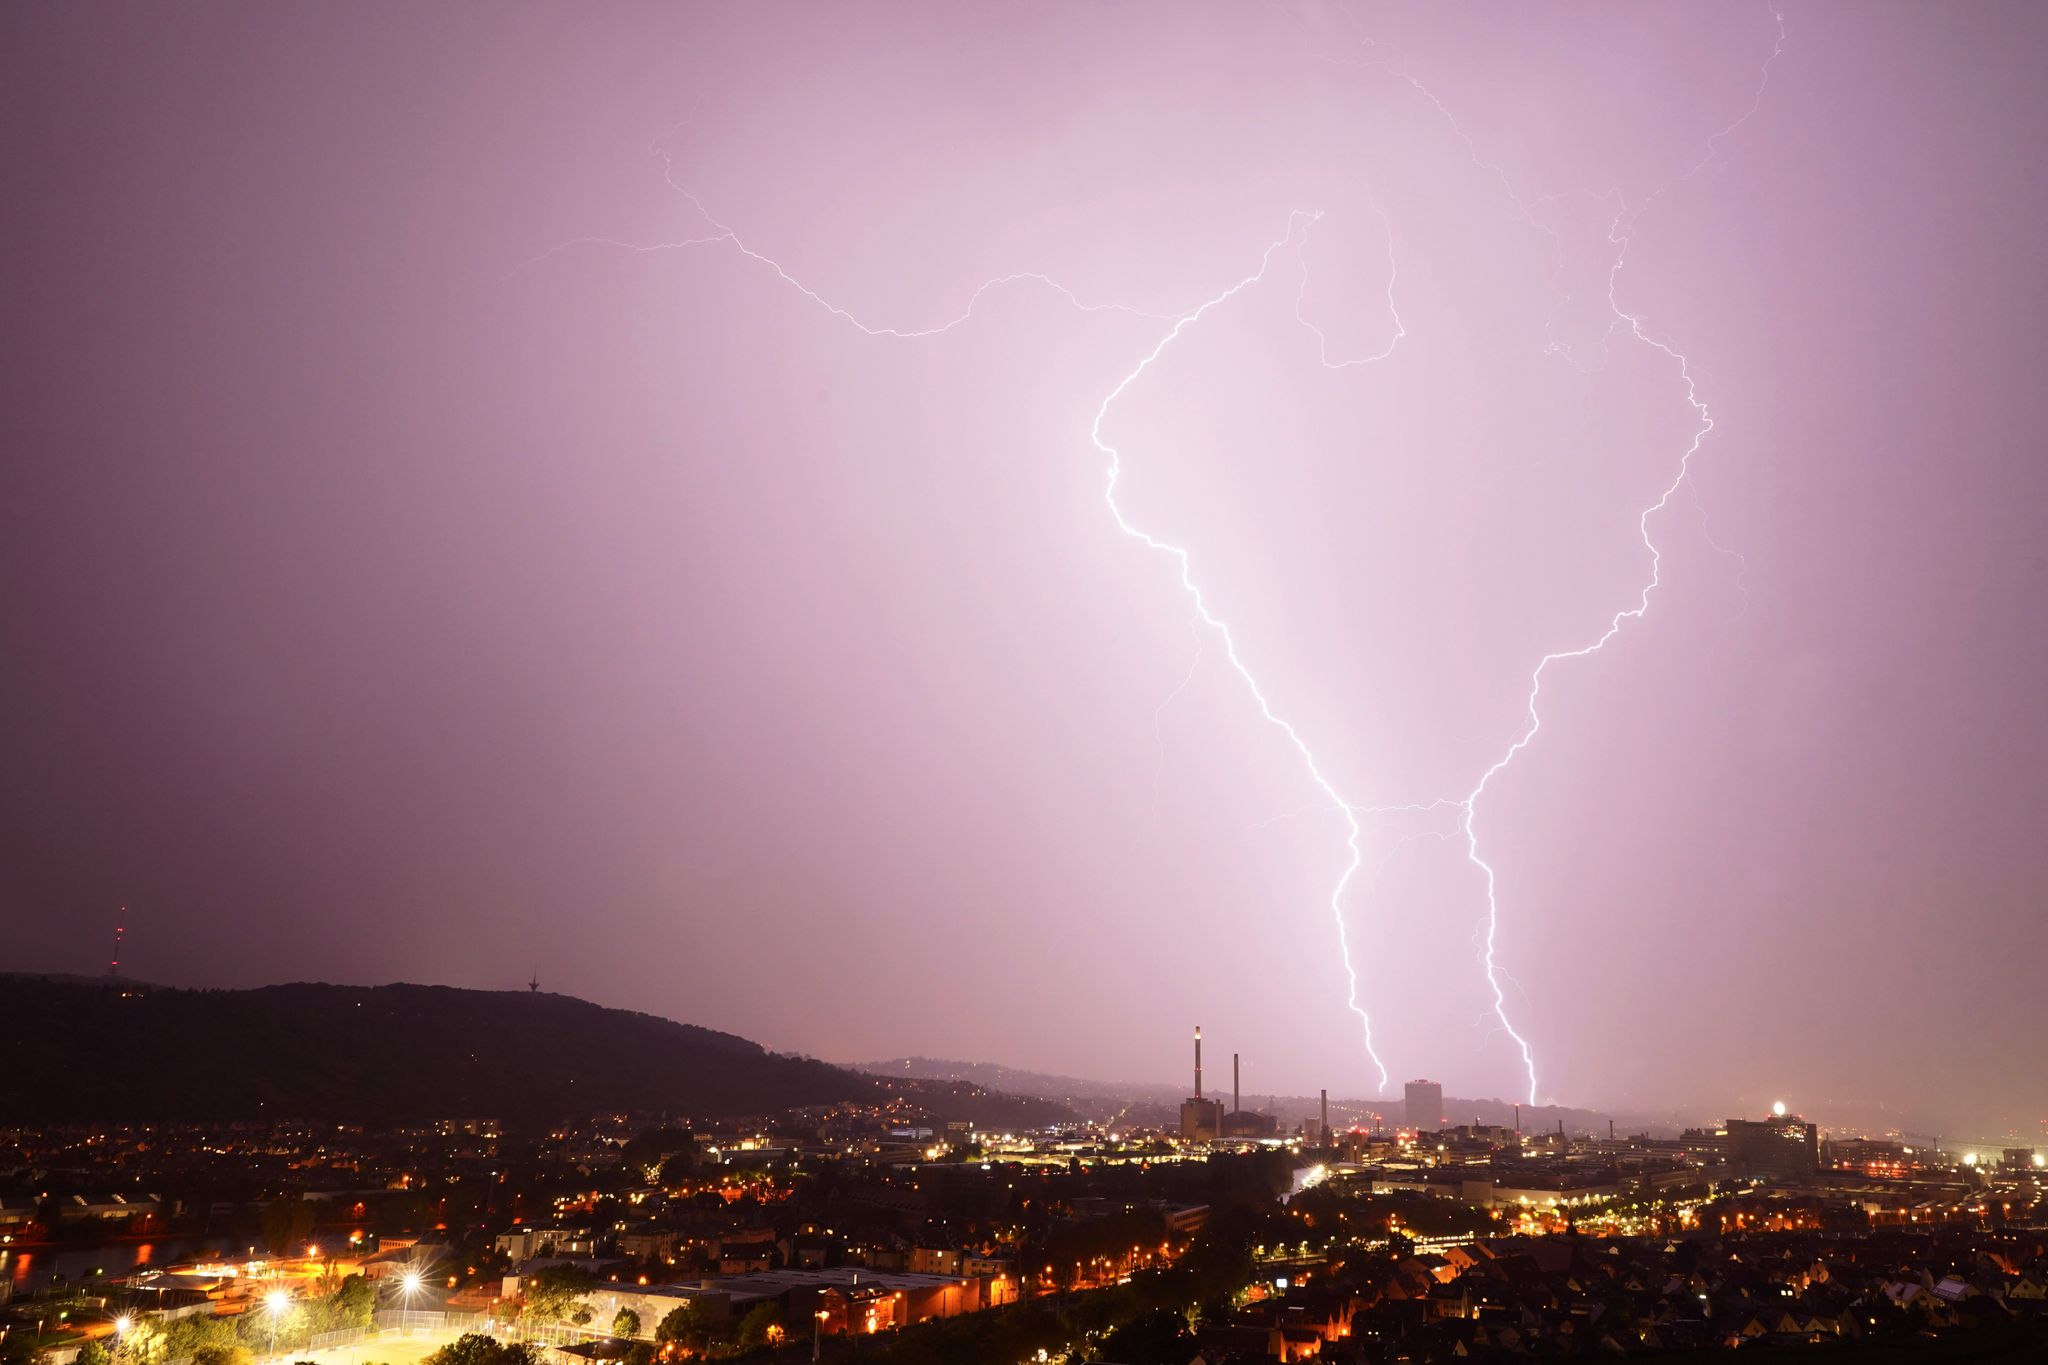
[1220, 1052, 1278, 1139]
[1178, 1030, 1282, 1141]
[1179, 1027, 1223, 1141]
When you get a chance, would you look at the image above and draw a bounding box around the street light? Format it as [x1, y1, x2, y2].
[266, 1291, 289, 1364]
[400, 1271, 423, 1334]
[112, 1314, 132, 1365]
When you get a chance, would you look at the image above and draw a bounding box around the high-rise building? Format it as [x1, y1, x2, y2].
[1726, 1113, 1819, 1180]
[1405, 1079, 1443, 1133]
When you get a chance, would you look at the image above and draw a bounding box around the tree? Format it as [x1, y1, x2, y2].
[422, 1336, 541, 1365]
[425, 1335, 499, 1365]
[1099, 1308, 1194, 1365]
[610, 1310, 640, 1340]
[76, 1344, 112, 1365]
[519, 1265, 598, 1324]
[324, 1276, 377, 1332]
[115, 1321, 167, 1365]
[652, 1304, 707, 1352]
[175, 1315, 250, 1365]
[260, 1196, 317, 1257]
[735, 1303, 782, 1351]
[622, 1126, 692, 1177]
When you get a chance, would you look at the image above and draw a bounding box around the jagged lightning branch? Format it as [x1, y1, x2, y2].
[1096, 208, 1393, 1093]
[1456, 344, 1712, 1105]
[1366, 3, 1788, 1105]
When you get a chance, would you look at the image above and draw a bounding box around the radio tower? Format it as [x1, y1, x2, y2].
[109, 905, 126, 978]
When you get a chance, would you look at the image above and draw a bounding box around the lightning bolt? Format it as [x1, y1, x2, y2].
[1354, 2, 1788, 1105]
[1454, 330, 1713, 1106]
[1096, 208, 1402, 1094]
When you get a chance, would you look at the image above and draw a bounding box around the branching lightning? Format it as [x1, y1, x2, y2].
[1094, 208, 1403, 1093]
[1333, 2, 1788, 1105]
[528, 0, 1783, 1108]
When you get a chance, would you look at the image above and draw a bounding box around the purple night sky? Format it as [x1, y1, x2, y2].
[3, 3, 2043, 1138]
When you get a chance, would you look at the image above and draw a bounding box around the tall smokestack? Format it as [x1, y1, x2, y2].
[1513, 1103, 1521, 1137]
[1194, 1026, 1202, 1100]
[1320, 1089, 1329, 1139]
[1609, 1119, 1615, 1141]
[1232, 1053, 1240, 1113]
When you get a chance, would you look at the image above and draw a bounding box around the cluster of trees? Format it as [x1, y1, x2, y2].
[620, 1128, 696, 1189]
[422, 1335, 543, 1365]
[1290, 1182, 1499, 1241]
[514, 1266, 600, 1326]
[514, 1271, 782, 1359]
[80, 1276, 378, 1365]
[1018, 1207, 1175, 1288]
[259, 1196, 319, 1257]
[564, 1303, 781, 1362]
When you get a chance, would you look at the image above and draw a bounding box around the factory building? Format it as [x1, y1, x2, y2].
[1179, 1026, 1223, 1140]
[1179, 1028, 1283, 1141]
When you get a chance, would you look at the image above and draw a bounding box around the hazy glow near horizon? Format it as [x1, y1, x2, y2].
[2, 2, 2044, 1136]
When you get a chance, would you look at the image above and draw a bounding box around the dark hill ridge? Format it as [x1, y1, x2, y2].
[0, 979, 1065, 1126]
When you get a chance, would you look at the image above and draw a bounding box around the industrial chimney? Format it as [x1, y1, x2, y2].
[1320, 1089, 1329, 1139]
[1232, 1053, 1241, 1113]
[1194, 1026, 1203, 1100]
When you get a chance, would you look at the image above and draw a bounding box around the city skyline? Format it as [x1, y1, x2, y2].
[4, 2, 2046, 1138]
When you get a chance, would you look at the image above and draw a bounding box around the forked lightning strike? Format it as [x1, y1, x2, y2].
[1350, 2, 1788, 1105]
[531, 0, 1780, 1106]
[531, 193, 1405, 1093]
[1096, 209, 1401, 1094]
